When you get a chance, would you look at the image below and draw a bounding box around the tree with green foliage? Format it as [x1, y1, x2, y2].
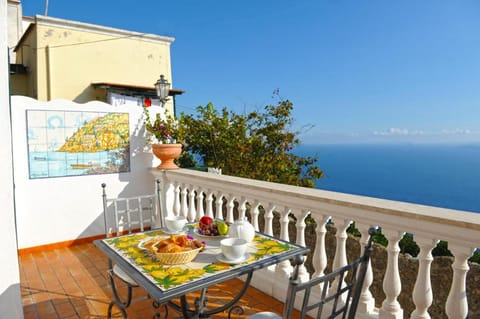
[177, 99, 323, 187]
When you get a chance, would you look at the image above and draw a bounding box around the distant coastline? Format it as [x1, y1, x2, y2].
[296, 143, 480, 213]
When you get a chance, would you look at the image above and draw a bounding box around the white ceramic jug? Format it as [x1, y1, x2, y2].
[228, 217, 255, 242]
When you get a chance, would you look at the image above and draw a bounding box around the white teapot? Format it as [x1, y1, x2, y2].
[228, 217, 255, 242]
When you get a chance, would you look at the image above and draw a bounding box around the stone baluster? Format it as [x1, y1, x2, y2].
[158, 174, 172, 220]
[196, 190, 204, 221]
[180, 184, 188, 219]
[280, 206, 290, 242]
[379, 228, 404, 319]
[294, 209, 310, 282]
[205, 190, 214, 219]
[411, 235, 439, 319]
[329, 219, 351, 299]
[264, 204, 275, 236]
[251, 201, 260, 231]
[294, 209, 308, 246]
[215, 191, 224, 220]
[309, 214, 329, 296]
[173, 182, 180, 216]
[273, 206, 294, 300]
[356, 223, 377, 315]
[187, 187, 196, 222]
[311, 214, 329, 280]
[226, 194, 235, 223]
[445, 244, 475, 319]
[238, 197, 248, 221]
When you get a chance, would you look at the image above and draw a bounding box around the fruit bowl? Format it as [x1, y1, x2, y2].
[192, 228, 227, 240]
[194, 217, 230, 239]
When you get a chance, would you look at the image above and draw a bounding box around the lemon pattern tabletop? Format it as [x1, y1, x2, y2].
[103, 229, 296, 291]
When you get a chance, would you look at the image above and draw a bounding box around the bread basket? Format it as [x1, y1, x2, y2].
[153, 246, 203, 265]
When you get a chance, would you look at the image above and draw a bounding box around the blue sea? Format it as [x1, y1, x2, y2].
[296, 144, 480, 213]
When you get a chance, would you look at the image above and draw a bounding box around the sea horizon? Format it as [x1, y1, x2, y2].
[295, 142, 480, 214]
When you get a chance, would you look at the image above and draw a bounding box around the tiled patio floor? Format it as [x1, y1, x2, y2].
[19, 242, 289, 319]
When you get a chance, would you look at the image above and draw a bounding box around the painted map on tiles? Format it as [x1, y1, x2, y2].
[26, 110, 130, 179]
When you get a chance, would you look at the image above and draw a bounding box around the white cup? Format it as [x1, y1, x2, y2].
[220, 238, 247, 261]
[165, 216, 187, 232]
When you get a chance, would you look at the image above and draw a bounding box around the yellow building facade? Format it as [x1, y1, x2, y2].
[11, 14, 179, 113]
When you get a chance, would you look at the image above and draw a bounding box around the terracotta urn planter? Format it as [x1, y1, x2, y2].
[152, 143, 182, 170]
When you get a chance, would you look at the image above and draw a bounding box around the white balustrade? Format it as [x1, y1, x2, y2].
[410, 236, 438, 319]
[380, 228, 404, 319]
[205, 190, 214, 218]
[173, 183, 180, 216]
[294, 209, 310, 282]
[190, 187, 198, 221]
[152, 169, 480, 319]
[215, 191, 224, 220]
[263, 204, 275, 236]
[311, 214, 329, 280]
[250, 201, 261, 231]
[180, 185, 188, 219]
[445, 244, 475, 319]
[330, 219, 352, 302]
[226, 195, 235, 223]
[357, 222, 377, 315]
[196, 190, 204, 218]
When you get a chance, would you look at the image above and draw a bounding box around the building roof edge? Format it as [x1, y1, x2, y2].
[34, 15, 175, 44]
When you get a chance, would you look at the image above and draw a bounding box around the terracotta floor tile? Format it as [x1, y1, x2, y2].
[23, 309, 39, 319]
[20, 243, 285, 318]
[71, 304, 90, 318]
[35, 299, 56, 315]
[53, 301, 76, 318]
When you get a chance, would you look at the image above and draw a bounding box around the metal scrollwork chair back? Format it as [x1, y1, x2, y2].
[101, 182, 161, 317]
[248, 227, 377, 319]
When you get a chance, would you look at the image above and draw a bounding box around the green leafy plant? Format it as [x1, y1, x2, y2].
[143, 107, 184, 144]
[176, 151, 197, 168]
[178, 98, 323, 187]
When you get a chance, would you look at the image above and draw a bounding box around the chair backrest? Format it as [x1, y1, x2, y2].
[283, 227, 377, 319]
[101, 182, 161, 237]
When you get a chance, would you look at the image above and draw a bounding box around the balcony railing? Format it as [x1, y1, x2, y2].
[151, 168, 480, 319]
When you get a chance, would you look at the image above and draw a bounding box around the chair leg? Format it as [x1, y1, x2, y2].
[109, 270, 134, 307]
[108, 299, 128, 319]
[152, 300, 169, 319]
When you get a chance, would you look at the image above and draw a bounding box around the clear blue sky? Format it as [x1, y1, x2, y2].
[22, 0, 480, 144]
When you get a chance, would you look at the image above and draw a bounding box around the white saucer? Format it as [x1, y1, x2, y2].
[162, 228, 185, 235]
[216, 253, 250, 265]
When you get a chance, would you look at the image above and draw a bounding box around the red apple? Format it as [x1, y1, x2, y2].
[199, 216, 213, 228]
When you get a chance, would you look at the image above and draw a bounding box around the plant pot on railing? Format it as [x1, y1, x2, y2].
[152, 143, 182, 170]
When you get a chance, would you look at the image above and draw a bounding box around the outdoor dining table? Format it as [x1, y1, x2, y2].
[94, 226, 310, 319]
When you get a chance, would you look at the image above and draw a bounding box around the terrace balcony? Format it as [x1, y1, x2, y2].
[19, 168, 480, 319]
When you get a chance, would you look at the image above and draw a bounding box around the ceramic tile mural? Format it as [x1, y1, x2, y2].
[27, 110, 130, 179]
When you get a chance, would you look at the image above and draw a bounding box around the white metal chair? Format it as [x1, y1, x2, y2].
[101, 182, 161, 317]
[248, 227, 377, 319]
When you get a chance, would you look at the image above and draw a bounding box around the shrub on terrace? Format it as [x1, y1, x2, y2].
[177, 98, 323, 187]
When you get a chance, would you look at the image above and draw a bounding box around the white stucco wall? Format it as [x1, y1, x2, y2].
[11, 96, 161, 249]
[7, 0, 23, 62]
[1, 1, 23, 318]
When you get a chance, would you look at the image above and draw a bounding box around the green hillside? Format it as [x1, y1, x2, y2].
[58, 113, 129, 153]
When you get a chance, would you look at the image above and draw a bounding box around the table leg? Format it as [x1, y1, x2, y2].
[199, 272, 254, 318]
[169, 272, 253, 319]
